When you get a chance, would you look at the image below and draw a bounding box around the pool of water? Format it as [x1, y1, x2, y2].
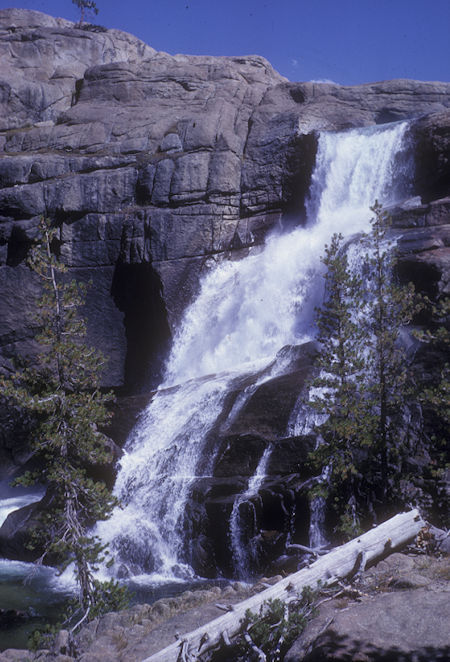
[0, 557, 226, 651]
[0, 482, 67, 650]
[0, 483, 227, 651]
[0, 559, 73, 650]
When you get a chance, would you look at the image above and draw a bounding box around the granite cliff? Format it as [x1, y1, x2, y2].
[0, 9, 449, 577]
[1, 10, 449, 396]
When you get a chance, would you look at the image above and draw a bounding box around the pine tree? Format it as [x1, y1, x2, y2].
[414, 295, 450, 523]
[72, 0, 99, 25]
[0, 217, 126, 627]
[415, 296, 449, 431]
[308, 233, 368, 535]
[309, 205, 418, 537]
[360, 201, 416, 501]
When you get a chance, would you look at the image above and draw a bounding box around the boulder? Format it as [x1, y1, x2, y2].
[0, 495, 47, 562]
[296, 589, 450, 661]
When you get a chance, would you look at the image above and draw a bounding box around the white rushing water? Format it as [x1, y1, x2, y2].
[308, 462, 331, 549]
[97, 121, 412, 581]
[230, 445, 272, 579]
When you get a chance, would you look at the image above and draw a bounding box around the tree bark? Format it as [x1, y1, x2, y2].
[141, 509, 424, 662]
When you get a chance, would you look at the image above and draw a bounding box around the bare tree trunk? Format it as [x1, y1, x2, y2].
[141, 509, 424, 662]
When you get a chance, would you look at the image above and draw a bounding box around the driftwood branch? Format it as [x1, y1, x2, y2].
[141, 509, 424, 662]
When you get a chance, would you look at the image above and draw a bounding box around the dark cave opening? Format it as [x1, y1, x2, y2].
[111, 262, 171, 395]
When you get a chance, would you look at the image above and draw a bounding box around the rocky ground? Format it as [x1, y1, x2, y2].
[285, 550, 450, 661]
[0, 579, 260, 661]
[0, 545, 448, 662]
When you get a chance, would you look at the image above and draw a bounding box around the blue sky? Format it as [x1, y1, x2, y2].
[3, 0, 450, 85]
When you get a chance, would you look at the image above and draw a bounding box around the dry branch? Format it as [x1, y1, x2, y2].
[141, 509, 424, 662]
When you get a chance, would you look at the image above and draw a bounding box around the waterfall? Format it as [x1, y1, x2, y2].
[308, 463, 331, 549]
[98, 120, 412, 581]
[230, 445, 272, 579]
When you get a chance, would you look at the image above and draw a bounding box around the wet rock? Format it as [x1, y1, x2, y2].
[184, 342, 318, 575]
[0, 494, 48, 561]
[212, 434, 268, 478]
[268, 552, 310, 575]
[105, 392, 152, 446]
[187, 534, 216, 578]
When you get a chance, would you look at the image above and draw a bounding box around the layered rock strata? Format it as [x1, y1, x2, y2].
[0, 9, 449, 575]
[1, 9, 449, 401]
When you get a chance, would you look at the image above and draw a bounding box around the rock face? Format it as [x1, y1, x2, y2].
[1, 9, 450, 401]
[286, 553, 450, 662]
[0, 9, 449, 577]
[187, 342, 318, 577]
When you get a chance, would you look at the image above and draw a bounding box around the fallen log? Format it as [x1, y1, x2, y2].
[141, 509, 424, 662]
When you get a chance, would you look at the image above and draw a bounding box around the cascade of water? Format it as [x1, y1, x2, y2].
[96, 376, 232, 580]
[229, 445, 272, 579]
[308, 463, 331, 549]
[98, 121, 412, 581]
